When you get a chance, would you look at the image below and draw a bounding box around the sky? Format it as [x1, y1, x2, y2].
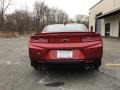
[7, 0, 101, 18]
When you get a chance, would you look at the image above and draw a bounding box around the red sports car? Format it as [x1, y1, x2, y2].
[29, 24, 103, 70]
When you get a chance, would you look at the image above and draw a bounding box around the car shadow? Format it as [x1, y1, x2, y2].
[47, 67, 99, 79]
[32, 67, 100, 88]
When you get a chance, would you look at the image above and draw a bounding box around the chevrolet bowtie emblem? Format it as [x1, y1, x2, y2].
[61, 39, 69, 43]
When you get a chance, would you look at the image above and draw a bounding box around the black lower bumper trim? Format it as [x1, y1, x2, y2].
[44, 61, 89, 68]
[31, 60, 101, 68]
[45, 60, 85, 64]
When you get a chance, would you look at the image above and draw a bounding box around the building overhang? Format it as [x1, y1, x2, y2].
[89, 0, 103, 10]
[96, 7, 120, 19]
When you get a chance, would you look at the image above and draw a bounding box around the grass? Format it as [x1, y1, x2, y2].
[0, 32, 33, 38]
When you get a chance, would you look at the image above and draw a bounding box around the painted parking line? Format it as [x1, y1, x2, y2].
[0, 61, 20, 65]
[105, 64, 120, 67]
[104, 48, 120, 52]
[104, 48, 120, 50]
[104, 47, 120, 50]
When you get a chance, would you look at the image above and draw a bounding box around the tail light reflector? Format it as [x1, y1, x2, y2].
[82, 37, 100, 42]
[30, 37, 48, 43]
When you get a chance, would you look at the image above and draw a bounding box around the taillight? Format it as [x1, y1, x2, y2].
[30, 37, 48, 43]
[81, 37, 100, 42]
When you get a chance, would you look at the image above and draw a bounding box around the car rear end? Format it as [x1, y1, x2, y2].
[29, 24, 103, 69]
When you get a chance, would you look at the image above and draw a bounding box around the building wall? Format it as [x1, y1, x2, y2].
[115, 0, 120, 9]
[100, 15, 120, 37]
[89, 0, 120, 37]
[89, 1, 104, 32]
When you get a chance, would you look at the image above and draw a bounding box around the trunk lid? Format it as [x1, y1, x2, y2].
[30, 32, 101, 43]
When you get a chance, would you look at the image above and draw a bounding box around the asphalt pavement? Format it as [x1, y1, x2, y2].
[0, 38, 120, 90]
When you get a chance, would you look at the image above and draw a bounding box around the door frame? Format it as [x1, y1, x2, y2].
[105, 23, 111, 37]
[118, 21, 120, 37]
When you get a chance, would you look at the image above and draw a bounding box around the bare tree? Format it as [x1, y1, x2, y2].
[0, 0, 69, 36]
[0, 0, 12, 31]
[75, 15, 86, 23]
[75, 14, 89, 28]
[33, 1, 69, 33]
[57, 10, 68, 24]
[34, 1, 46, 32]
[6, 9, 34, 35]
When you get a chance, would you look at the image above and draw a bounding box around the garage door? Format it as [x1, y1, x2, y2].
[95, 19, 101, 33]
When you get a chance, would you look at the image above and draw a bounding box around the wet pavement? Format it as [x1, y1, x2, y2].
[0, 38, 120, 90]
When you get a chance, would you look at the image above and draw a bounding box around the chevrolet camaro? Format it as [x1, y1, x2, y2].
[29, 24, 103, 70]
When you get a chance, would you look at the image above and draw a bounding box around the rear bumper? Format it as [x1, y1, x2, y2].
[45, 61, 87, 68]
[31, 59, 101, 68]
[29, 41, 103, 62]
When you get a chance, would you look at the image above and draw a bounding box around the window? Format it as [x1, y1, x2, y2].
[119, 22, 120, 37]
[42, 24, 88, 33]
[91, 26, 93, 32]
[105, 23, 110, 36]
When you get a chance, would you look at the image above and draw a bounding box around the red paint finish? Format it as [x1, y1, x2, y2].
[29, 32, 103, 64]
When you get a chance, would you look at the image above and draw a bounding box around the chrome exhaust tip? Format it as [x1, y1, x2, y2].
[38, 64, 47, 70]
[85, 65, 91, 70]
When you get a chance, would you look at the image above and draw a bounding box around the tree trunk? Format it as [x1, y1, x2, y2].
[0, 11, 5, 31]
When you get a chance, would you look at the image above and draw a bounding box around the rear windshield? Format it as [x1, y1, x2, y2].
[42, 24, 88, 33]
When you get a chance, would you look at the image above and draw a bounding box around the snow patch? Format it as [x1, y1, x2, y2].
[14, 46, 27, 51]
[38, 75, 53, 85]
[6, 61, 11, 65]
[0, 61, 20, 65]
